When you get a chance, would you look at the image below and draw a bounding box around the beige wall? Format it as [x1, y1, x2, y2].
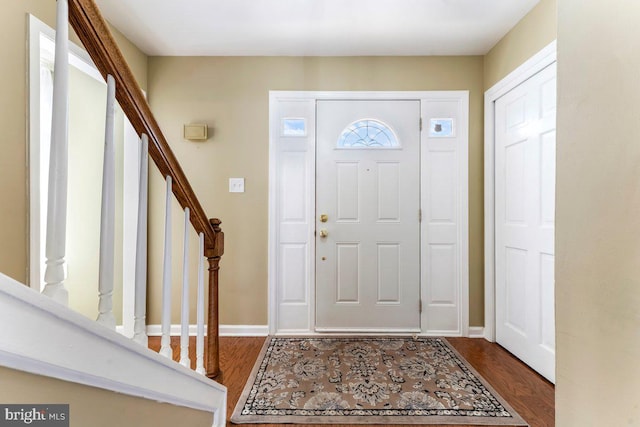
[110, 24, 148, 92]
[0, 0, 147, 285]
[146, 56, 485, 326]
[483, 0, 557, 90]
[0, 1, 57, 283]
[0, 366, 213, 427]
[145, 0, 559, 329]
[556, 1, 640, 425]
[0, 0, 556, 329]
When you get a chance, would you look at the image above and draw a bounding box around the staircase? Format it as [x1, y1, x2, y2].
[0, 0, 226, 425]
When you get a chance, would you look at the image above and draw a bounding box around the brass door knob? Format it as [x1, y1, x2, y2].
[320, 214, 328, 223]
[319, 229, 328, 238]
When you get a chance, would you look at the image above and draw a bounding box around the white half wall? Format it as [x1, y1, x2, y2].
[0, 273, 227, 427]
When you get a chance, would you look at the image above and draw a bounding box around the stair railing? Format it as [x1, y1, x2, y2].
[43, 0, 223, 378]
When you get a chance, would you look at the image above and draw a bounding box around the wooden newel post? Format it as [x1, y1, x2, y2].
[206, 218, 224, 379]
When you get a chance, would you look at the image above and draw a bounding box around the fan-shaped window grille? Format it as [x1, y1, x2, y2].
[337, 119, 399, 148]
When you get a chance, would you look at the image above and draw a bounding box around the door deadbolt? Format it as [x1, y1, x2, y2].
[319, 229, 328, 238]
[320, 214, 328, 223]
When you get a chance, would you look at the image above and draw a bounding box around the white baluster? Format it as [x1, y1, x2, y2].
[133, 135, 149, 346]
[96, 75, 116, 329]
[159, 175, 173, 358]
[179, 208, 191, 368]
[196, 232, 205, 375]
[42, 0, 69, 305]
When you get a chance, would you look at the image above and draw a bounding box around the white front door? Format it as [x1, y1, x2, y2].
[495, 63, 556, 382]
[315, 100, 421, 331]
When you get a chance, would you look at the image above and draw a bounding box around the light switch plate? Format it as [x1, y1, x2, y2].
[229, 178, 245, 193]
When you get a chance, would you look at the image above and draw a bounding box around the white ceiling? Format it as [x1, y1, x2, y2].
[96, 0, 539, 57]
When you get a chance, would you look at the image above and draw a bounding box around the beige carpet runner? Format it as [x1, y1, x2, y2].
[231, 337, 527, 425]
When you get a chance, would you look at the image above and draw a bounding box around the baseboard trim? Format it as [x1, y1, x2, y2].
[135, 325, 478, 338]
[143, 324, 269, 337]
[468, 326, 485, 338]
[220, 325, 269, 337]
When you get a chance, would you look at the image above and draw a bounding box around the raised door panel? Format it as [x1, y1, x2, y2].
[377, 243, 400, 303]
[336, 244, 360, 303]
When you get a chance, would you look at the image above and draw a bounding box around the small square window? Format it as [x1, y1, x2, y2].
[282, 118, 307, 137]
[429, 118, 455, 138]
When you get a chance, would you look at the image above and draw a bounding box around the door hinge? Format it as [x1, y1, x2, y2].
[419, 209, 422, 222]
[419, 300, 423, 313]
[419, 117, 423, 131]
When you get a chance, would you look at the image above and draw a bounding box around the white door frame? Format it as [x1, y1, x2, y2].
[483, 41, 557, 342]
[28, 15, 141, 337]
[269, 91, 469, 336]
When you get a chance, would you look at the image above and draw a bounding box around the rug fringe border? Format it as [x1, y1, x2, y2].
[231, 336, 274, 423]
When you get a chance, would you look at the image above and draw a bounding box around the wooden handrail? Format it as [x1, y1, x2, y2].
[67, 0, 223, 378]
[67, 0, 216, 252]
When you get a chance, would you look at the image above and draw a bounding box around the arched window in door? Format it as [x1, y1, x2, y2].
[337, 119, 399, 148]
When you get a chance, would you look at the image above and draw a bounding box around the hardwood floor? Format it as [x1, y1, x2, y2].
[148, 336, 554, 427]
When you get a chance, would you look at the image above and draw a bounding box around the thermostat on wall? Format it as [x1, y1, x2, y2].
[183, 124, 208, 141]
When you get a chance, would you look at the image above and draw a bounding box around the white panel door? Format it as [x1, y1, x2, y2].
[316, 100, 420, 331]
[495, 63, 556, 382]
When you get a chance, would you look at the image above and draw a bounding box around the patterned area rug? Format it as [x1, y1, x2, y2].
[231, 337, 528, 425]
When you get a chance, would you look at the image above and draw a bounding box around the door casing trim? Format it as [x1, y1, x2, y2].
[483, 41, 557, 342]
[269, 91, 469, 336]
